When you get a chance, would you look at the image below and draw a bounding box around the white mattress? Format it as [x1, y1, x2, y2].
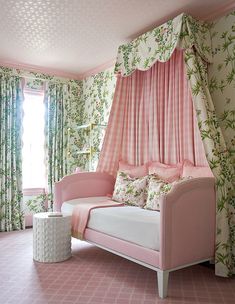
[62, 197, 160, 251]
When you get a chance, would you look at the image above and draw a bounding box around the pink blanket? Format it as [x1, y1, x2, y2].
[71, 198, 124, 239]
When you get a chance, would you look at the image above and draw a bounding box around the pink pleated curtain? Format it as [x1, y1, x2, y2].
[97, 49, 208, 176]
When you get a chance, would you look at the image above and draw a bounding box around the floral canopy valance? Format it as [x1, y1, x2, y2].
[114, 13, 212, 76]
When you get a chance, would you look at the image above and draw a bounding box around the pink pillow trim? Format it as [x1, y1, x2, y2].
[148, 161, 182, 182]
[148, 161, 182, 169]
[119, 161, 148, 178]
[182, 159, 214, 178]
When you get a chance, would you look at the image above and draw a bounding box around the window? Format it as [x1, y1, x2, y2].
[22, 92, 46, 189]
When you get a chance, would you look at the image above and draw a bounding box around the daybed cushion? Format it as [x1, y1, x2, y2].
[61, 197, 160, 251]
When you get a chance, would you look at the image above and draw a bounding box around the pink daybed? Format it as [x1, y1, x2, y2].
[54, 172, 215, 298]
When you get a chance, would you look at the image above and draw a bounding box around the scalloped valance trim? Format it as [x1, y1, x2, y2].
[114, 13, 213, 77]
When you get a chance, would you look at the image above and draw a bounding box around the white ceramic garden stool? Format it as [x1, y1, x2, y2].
[33, 213, 72, 263]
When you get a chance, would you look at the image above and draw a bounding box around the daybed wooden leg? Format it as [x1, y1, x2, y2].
[157, 270, 169, 299]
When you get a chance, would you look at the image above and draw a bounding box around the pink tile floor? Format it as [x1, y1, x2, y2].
[0, 229, 234, 304]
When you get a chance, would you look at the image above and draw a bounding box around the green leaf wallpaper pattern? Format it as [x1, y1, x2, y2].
[72, 67, 116, 171]
[209, 11, 235, 171]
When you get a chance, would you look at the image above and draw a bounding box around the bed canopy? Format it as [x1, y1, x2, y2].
[97, 13, 235, 277]
[114, 13, 212, 75]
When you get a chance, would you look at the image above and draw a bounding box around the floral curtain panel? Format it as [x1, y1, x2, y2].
[0, 66, 83, 175]
[0, 66, 82, 218]
[44, 83, 70, 210]
[0, 74, 24, 231]
[107, 13, 235, 277]
[184, 48, 235, 277]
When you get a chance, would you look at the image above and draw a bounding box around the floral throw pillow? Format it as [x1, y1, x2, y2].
[145, 175, 172, 211]
[145, 175, 193, 211]
[112, 171, 148, 207]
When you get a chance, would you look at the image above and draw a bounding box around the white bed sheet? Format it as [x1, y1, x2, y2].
[61, 197, 160, 251]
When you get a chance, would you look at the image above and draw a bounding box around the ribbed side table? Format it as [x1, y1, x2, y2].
[33, 213, 72, 263]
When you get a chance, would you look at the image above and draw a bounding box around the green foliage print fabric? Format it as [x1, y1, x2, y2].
[145, 175, 172, 211]
[44, 83, 70, 209]
[145, 175, 192, 211]
[44, 80, 85, 208]
[115, 13, 182, 76]
[209, 11, 235, 173]
[208, 12, 235, 275]
[112, 171, 148, 207]
[0, 65, 83, 176]
[184, 48, 235, 277]
[0, 75, 24, 231]
[25, 193, 48, 214]
[115, 13, 212, 76]
[74, 68, 116, 171]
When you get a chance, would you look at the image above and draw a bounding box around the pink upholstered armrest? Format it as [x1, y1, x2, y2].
[54, 172, 115, 211]
[159, 177, 216, 270]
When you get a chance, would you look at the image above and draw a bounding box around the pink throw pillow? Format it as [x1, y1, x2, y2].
[182, 160, 214, 178]
[119, 161, 148, 178]
[148, 161, 182, 182]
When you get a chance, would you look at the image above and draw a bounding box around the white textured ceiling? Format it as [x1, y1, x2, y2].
[0, 0, 234, 78]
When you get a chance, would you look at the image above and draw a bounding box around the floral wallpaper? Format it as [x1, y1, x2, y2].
[72, 67, 116, 171]
[209, 11, 235, 170]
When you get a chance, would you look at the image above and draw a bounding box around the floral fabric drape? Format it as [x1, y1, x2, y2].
[115, 13, 212, 76]
[99, 12, 235, 277]
[44, 83, 70, 209]
[0, 66, 83, 175]
[0, 74, 24, 231]
[184, 48, 235, 276]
